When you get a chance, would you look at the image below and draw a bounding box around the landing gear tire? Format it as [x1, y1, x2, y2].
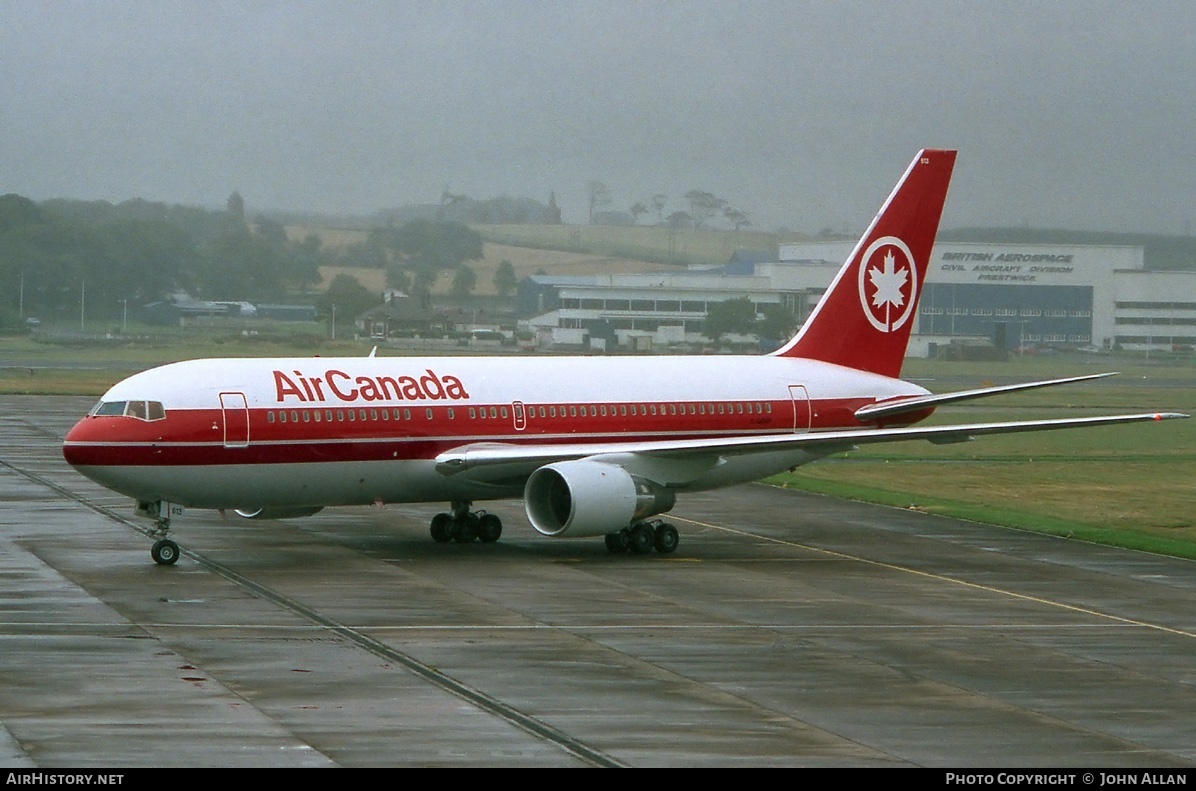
[627, 523, 655, 555]
[151, 539, 180, 566]
[430, 513, 453, 543]
[478, 513, 503, 543]
[430, 503, 501, 546]
[605, 530, 630, 554]
[653, 522, 679, 554]
[453, 513, 479, 543]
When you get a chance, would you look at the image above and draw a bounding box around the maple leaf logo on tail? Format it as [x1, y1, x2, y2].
[858, 236, 917, 333]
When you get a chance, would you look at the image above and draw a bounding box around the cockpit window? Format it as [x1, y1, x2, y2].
[93, 401, 127, 416]
[90, 400, 166, 422]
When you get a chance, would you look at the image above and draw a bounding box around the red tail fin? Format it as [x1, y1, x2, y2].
[773, 149, 956, 378]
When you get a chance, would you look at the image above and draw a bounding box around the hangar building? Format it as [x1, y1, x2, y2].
[518, 241, 1196, 353]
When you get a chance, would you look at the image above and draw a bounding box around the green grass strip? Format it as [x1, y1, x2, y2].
[764, 473, 1196, 562]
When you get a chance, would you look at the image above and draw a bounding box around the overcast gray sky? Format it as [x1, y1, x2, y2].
[2, 0, 1193, 234]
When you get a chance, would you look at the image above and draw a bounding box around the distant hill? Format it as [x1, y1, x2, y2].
[940, 227, 1196, 271]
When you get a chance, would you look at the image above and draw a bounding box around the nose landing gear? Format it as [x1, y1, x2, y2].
[151, 536, 180, 565]
[136, 500, 182, 565]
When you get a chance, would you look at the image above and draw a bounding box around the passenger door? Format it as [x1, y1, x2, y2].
[219, 392, 250, 448]
[788, 385, 811, 433]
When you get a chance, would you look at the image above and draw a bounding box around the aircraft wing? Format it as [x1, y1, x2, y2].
[435, 411, 1186, 475]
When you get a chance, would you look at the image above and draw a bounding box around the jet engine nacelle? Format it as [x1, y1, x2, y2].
[523, 460, 675, 538]
[234, 506, 324, 520]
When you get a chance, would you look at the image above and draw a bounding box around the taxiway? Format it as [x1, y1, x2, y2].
[2, 396, 1194, 767]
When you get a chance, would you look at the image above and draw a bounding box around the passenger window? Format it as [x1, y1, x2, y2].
[425, 408, 433, 420]
[447, 408, 455, 420]
[267, 411, 275, 423]
[279, 411, 288, 423]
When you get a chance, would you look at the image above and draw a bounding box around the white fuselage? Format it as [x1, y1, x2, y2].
[63, 353, 928, 511]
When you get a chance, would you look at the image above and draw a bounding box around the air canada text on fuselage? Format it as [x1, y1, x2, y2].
[273, 368, 470, 404]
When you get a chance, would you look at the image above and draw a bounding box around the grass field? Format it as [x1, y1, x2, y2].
[316, 242, 680, 299]
[767, 357, 1196, 557]
[292, 221, 818, 275]
[473, 223, 813, 267]
[5, 332, 1193, 559]
[0, 333, 375, 395]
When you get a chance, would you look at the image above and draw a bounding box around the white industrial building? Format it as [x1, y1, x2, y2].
[516, 241, 1196, 353]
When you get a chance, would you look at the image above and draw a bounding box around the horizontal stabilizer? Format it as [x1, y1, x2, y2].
[853, 372, 1119, 422]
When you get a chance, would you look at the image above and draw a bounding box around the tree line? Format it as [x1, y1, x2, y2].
[0, 192, 333, 330]
[588, 181, 751, 231]
[0, 193, 519, 333]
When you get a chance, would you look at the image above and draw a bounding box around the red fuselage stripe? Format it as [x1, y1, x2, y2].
[63, 396, 917, 467]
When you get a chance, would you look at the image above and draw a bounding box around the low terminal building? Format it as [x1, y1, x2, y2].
[516, 272, 790, 351]
[518, 241, 1196, 354]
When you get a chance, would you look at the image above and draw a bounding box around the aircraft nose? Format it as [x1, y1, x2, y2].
[62, 415, 117, 470]
[62, 417, 90, 467]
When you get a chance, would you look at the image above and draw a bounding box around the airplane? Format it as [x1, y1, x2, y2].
[62, 150, 1186, 565]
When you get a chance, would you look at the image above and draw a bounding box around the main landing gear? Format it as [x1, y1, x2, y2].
[604, 520, 679, 555]
[429, 501, 503, 545]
